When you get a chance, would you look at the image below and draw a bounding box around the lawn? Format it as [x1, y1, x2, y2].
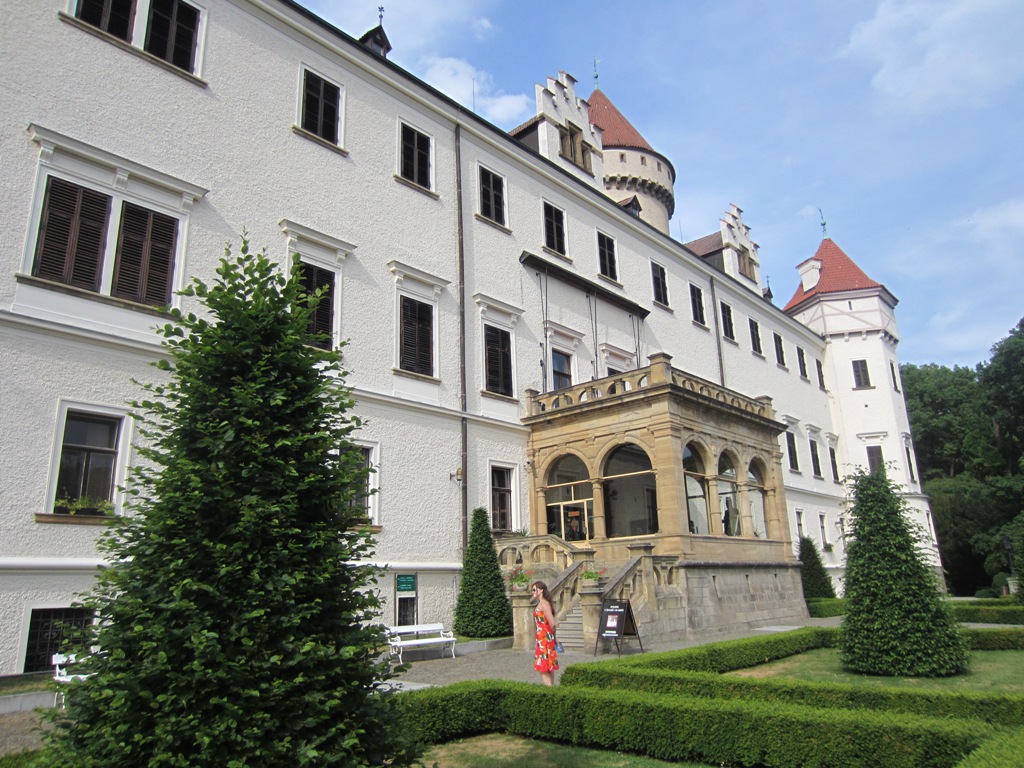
[423, 733, 716, 768]
[728, 648, 1024, 693]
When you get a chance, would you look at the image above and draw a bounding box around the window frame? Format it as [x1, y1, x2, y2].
[551, 347, 573, 391]
[689, 283, 705, 325]
[389, 260, 448, 381]
[809, 439, 823, 478]
[542, 201, 567, 256]
[350, 441, 380, 525]
[298, 67, 343, 147]
[852, 359, 872, 389]
[597, 231, 618, 282]
[398, 121, 433, 191]
[749, 318, 763, 355]
[866, 445, 884, 474]
[720, 301, 735, 340]
[483, 323, 514, 397]
[816, 359, 827, 390]
[786, 431, 800, 472]
[773, 332, 786, 367]
[651, 262, 670, 306]
[797, 347, 808, 379]
[478, 165, 506, 227]
[280, 220, 353, 352]
[489, 461, 518, 531]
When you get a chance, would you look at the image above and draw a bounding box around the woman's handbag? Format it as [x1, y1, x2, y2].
[555, 640, 564, 653]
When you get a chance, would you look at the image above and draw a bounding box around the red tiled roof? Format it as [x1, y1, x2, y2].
[684, 232, 723, 257]
[783, 238, 882, 312]
[587, 89, 653, 151]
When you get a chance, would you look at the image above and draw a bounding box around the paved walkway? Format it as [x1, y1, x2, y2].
[391, 617, 843, 689]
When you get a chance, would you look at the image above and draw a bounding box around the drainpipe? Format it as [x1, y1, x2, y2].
[455, 123, 469, 550]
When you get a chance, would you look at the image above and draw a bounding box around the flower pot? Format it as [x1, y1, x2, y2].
[580, 578, 600, 590]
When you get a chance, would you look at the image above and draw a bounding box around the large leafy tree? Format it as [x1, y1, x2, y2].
[454, 507, 513, 637]
[38, 243, 418, 767]
[840, 470, 968, 677]
[979, 318, 1024, 478]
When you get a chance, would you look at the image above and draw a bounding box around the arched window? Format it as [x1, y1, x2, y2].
[719, 453, 740, 536]
[683, 443, 709, 535]
[544, 455, 593, 541]
[603, 444, 657, 538]
[748, 461, 769, 538]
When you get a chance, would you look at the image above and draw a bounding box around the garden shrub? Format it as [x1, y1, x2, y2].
[798, 537, 837, 598]
[840, 470, 969, 676]
[955, 726, 1024, 768]
[951, 605, 1024, 625]
[806, 597, 847, 617]
[453, 507, 513, 637]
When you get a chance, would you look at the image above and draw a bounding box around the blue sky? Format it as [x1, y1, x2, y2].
[307, 0, 1024, 368]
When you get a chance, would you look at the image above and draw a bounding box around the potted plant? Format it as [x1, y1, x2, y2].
[505, 564, 531, 591]
[579, 565, 604, 588]
[54, 496, 114, 516]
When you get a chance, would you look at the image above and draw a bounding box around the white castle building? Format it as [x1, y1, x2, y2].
[0, 0, 935, 674]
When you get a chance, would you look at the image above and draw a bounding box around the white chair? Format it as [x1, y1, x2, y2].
[52, 653, 90, 707]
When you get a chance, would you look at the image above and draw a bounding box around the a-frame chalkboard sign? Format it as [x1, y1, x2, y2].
[594, 599, 643, 656]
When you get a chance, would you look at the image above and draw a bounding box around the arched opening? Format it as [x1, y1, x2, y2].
[603, 444, 657, 537]
[683, 443, 710, 535]
[719, 453, 740, 536]
[747, 460, 769, 538]
[544, 455, 593, 541]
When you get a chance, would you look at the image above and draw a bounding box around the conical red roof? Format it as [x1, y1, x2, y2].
[588, 89, 653, 151]
[784, 239, 882, 311]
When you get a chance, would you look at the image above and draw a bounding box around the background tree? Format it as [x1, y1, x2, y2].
[840, 470, 968, 677]
[38, 243, 418, 767]
[798, 537, 837, 599]
[979, 318, 1024, 478]
[454, 507, 513, 638]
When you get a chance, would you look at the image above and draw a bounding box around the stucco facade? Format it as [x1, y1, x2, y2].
[0, 0, 935, 673]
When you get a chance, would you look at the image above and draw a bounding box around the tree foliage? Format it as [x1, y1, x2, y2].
[979, 318, 1024, 477]
[453, 507, 513, 638]
[839, 470, 969, 677]
[38, 243, 419, 767]
[798, 537, 837, 599]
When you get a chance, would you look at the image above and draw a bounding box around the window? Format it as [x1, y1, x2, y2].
[558, 122, 591, 171]
[395, 575, 417, 625]
[55, 411, 121, 514]
[906, 445, 917, 483]
[479, 167, 505, 226]
[737, 248, 756, 281]
[683, 444, 709, 535]
[399, 123, 431, 189]
[773, 332, 786, 367]
[689, 284, 705, 324]
[399, 296, 433, 376]
[491, 465, 513, 530]
[652, 263, 669, 306]
[786, 431, 799, 471]
[829, 446, 840, 482]
[795, 509, 804, 539]
[816, 359, 826, 390]
[598, 232, 617, 281]
[720, 302, 735, 340]
[301, 70, 340, 144]
[349, 445, 374, 521]
[890, 361, 901, 392]
[809, 439, 822, 477]
[552, 349, 572, 390]
[75, 0, 202, 73]
[299, 261, 335, 350]
[749, 318, 763, 355]
[797, 347, 808, 379]
[818, 513, 829, 550]
[852, 359, 872, 388]
[866, 445, 884, 474]
[23, 608, 94, 674]
[33, 176, 178, 306]
[484, 324, 513, 396]
[543, 202, 566, 255]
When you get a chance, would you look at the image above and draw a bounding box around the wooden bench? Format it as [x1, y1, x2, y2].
[386, 623, 455, 664]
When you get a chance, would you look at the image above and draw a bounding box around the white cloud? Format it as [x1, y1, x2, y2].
[841, 0, 1024, 112]
[421, 57, 531, 126]
[472, 17, 494, 41]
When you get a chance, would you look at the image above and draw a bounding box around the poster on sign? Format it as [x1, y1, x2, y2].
[595, 600, 643, 655]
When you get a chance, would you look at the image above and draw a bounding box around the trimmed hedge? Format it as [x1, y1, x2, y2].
[956, 727, 1024, 768]
[399, 680, 993, 768]
[805, 598, 1024, 625]
[806, 597, 847, 617]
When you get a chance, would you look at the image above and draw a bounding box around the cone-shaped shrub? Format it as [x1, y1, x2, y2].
[454, 507, 513, 637]
[799, 536, 837, 599]
[37, 243, 419, 767]
[839, 469, 969, 677]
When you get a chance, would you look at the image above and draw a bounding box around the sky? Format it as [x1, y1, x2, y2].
[305, 0, 1024, 368]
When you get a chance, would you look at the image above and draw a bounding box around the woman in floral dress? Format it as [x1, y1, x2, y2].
[531, 581, 558, 685]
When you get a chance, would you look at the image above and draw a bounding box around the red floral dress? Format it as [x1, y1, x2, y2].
[534, 607, 559, 672]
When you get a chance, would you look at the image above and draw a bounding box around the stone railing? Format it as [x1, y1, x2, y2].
[670, 369, 774, 419]
[526, 368, 652, 416]
[495, 534, 587, 576]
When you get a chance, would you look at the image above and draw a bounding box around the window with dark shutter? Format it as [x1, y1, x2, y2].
[797, 347, 808, 378]
[76, 0, 135, 41]
[399, 296, 433, 376]
[866, 445, 884, 474]
[33, 177, 111, 292]
[786, 431, 799, 471]
[145, 0, 199, 72]
[299, 262, 336, 350]
[773, 333, 786, 366]
[479, 168, 505, 226]
[484, 324, 512, 396]
[598, 233, 617, 281]
[652, 263, 669, 306]
[400, 124, 431, 188]
[749, 318, 763, 354]
[852, 359, 872, 388]
[720, 302, 735, 339]
[543, 203, 565, 254]
[112, 202, 178, 306]
[302, 71, 340, 144]
[689, 284, 704, 323]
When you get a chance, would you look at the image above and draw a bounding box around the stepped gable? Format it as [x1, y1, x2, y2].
[588, 89, 653, 151]
[784, 238, 882, 312]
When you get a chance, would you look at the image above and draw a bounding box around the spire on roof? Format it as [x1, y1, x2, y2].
[359, 8, 392, 58]
[587, 89, 653, 151]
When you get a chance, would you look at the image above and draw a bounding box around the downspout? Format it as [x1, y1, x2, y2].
[455, 123, 469, 550]
[709, 276, 726, 387]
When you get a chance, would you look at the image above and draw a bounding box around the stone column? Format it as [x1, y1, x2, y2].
[590, 479, 607, 540]
[579, 584, 604, 654]
[511, 591, 536, 651]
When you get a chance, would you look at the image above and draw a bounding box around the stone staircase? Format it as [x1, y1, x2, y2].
[557, 603, 585, 649]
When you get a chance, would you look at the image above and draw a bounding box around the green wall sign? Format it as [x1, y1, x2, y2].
[396, 574, 417, 592]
